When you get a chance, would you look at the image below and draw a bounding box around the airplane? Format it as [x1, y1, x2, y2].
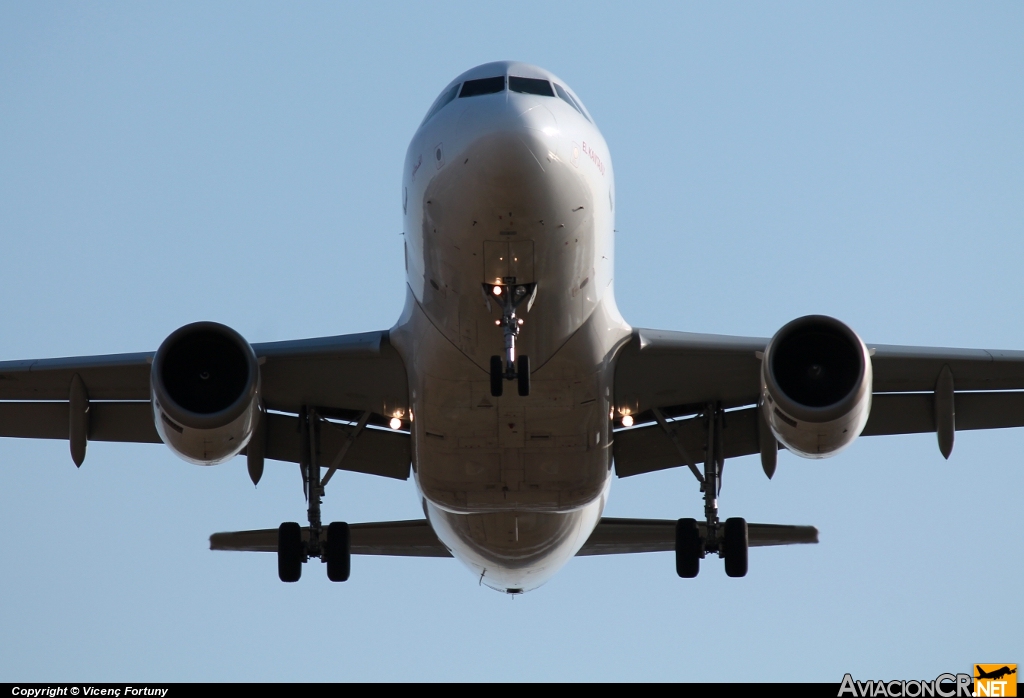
[3, 60, 1024, 594]
[975, 667, 1016, 681]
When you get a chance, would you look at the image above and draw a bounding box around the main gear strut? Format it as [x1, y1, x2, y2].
[675, 402, 748, 578]
[278, 406, 354, 583]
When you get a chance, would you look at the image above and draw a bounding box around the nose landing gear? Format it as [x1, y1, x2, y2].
[485, 282, 536, 397]
[489, 355, 530, 397]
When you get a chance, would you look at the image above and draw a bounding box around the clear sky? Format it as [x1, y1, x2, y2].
[1, 1, 1021, 682]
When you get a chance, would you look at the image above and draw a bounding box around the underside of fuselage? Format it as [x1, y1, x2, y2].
[389, 61, 630, 591]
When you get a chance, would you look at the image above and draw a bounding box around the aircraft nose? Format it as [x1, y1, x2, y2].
[505, 92, 559, 134]
[455, 92, 561, 157]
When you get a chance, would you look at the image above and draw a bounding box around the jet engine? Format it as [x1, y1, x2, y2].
[151, 321, 260, 465]
[760, 315, 872, 458]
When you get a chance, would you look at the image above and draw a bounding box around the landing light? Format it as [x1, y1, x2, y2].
[621, 415, 634, 428]
[492, 285, 502, 296]
[389, 417, 402, 430]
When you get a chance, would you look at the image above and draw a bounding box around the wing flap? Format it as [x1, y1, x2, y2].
[0, 401, 160, 443]
[0, 401, 408, 477]
[261, 411, 410, 480]
[615, 391, 1024, 478]
[0, 402, 66, 439]
[91, 402, 162, 442]
[862, 391, 1024, 436]
[613, 406, 760, 477]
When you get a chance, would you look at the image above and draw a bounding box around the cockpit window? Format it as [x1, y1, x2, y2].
[509, 76, 554, 97]
[554, 83, 591, 122]
[421, 82, 461, 126]
[460, 76, 506, 98]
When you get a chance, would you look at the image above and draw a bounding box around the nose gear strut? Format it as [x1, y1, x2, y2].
[485, 281, 536, 397]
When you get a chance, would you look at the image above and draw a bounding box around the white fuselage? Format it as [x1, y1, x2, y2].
[389, 62, 631, 592]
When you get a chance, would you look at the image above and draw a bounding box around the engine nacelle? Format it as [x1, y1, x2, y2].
[151, 321, 260, 465]
[761, 315, 872, 458]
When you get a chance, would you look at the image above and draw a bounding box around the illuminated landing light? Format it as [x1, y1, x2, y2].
[492, 285, 502, 296]
[389, 417, 402, 430]
[517, 319, 524, 325]
[495, 320, 501, 326]
[621, 415, 634, 428]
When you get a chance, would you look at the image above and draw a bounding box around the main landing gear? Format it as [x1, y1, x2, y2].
[278, 407, 355, 583]
[277, 521, 350, 583]
[486, 281, 536, 398]
[668, 403, 749, 578]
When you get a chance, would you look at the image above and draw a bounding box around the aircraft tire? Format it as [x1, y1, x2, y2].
[517, 355, 530, 396]
[490, 356, 503, 397]
[675, 518, 701, 578]
[278, 522, 303, 583]
[723, 517, 748, 578]
[326, 522, 351, 582]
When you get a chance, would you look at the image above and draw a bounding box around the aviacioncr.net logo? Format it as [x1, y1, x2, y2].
[974, 665, 1017, 697]
[839, 673, 973, 697]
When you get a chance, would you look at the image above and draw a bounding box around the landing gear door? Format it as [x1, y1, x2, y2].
[508, 240, 534, 284]
[484, 240, 534, 285]
[483, 241, 509, 285]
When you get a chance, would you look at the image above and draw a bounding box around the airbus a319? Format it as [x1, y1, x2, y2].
[3, 62, 1022, 594]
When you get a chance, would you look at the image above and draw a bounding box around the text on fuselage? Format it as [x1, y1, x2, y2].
[582, 142, 605, 176]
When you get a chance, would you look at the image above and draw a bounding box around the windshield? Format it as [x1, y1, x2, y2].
[553, 83, 591, 123]
[509, 76, 554, 97]
[459, 76, 506, 97]
[422, 82, 461, 125]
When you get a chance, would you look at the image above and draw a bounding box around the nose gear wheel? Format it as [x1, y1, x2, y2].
[485, 282, 536, 397]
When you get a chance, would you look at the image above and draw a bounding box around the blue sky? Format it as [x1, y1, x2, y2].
[1, 2, 1021, 682]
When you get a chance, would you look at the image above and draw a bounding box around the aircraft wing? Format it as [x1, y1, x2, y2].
[613, 328, 1024, 477]
[0, 330, 411, 479]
